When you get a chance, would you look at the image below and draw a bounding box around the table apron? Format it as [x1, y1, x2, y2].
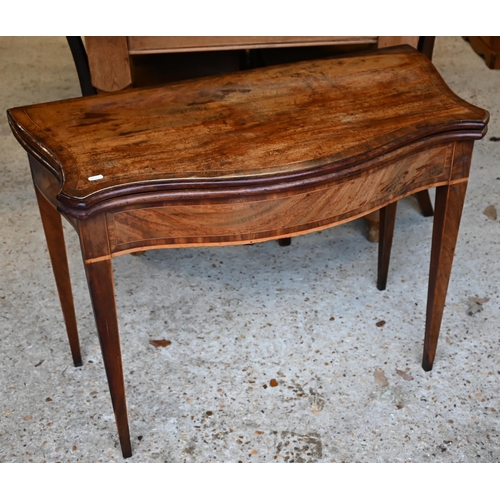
[105, 142, 456, 255]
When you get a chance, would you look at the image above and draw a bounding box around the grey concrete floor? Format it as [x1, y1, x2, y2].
[1, 37, 499, 463]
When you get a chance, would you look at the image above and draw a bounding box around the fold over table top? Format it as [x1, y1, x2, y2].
[8, 46, 488, 207]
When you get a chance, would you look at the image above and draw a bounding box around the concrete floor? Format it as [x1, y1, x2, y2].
[1, 37, 499, 463]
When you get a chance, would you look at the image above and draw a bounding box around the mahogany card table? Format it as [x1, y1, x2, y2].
[7, 46, 488, 458]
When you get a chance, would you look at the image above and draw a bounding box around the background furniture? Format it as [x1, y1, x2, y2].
[466, 37, 500, 69]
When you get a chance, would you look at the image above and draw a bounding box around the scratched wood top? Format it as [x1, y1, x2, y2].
[8, 46, 488, 204]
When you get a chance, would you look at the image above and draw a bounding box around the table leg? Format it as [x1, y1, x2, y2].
[415, 189, 434, 217]
[83, 256, 132, 458]
[422, 181, 468, 371]
[377, 201, 397, 291]
[278, 237, 292, 247]
[34, 186, 82, 367]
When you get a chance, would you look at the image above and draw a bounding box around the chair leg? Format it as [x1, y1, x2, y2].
[66, 36, 97, 96]
[34, 187, 82, 367]
[377, 201, 397, 291]
[415, 189, 434, 217]
[278, 237, 291, 247]
[83, 256, 132, 458]
[422, 182, 468, 371]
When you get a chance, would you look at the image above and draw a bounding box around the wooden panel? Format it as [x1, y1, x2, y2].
[107, 144, 453, 253]
[127, 36, 377, 54]
[85, 37, 132, 92]
[422, 180, 468, 370]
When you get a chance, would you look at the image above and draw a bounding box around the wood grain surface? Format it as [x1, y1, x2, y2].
[8, 46, 487, 209]
[105, 143, 453, 255]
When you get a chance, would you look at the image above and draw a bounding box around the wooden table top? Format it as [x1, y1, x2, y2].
[8, 46, 488, 206]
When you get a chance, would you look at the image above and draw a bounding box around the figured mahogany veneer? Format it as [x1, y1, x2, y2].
[7, 46, 488, 458]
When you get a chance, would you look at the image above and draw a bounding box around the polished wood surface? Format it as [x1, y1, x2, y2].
[8, 46, 488, 458]
[423, 180, 469, 370]
[32, 170, 82, 367]
[8, 47, 485, 206]
[81, 226, 131, 457]
[103, 142, 453, 254]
